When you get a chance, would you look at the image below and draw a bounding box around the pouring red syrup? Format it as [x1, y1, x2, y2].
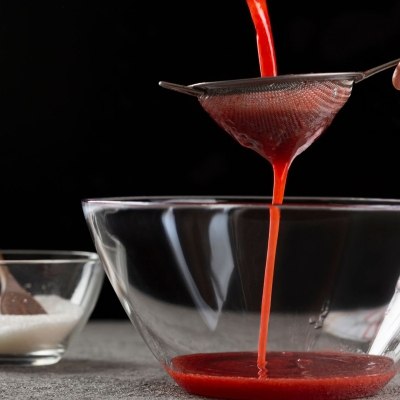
[165, 1, 397, 398]
[245, 0, 277, 77]
[245, 1, 281, 371]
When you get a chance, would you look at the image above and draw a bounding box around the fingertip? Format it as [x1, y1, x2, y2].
[393, 63, 400, 90]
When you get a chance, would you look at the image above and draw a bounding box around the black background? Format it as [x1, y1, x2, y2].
[0, 1, 399, 319]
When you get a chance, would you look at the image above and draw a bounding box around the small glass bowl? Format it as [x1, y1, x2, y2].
[0, 250, 104, 366]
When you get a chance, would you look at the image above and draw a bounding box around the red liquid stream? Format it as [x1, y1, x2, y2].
[258, 162, 288, 371]
[245, 0, 284, 371]
[165, 1, 396, 398]
[245, 0, 277, 77]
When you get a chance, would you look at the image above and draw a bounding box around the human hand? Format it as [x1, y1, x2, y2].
[393, 62, 400, 90]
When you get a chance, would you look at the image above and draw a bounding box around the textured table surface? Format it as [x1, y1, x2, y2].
[0, 320, 399, 400]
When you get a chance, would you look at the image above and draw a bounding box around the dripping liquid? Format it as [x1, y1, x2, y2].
[247, 0, 286, 371]
[257, 161, 289, 370]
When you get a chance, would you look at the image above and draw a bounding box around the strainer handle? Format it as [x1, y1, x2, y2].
[159, 81, 204, 97]
[355, 57, 400, 83]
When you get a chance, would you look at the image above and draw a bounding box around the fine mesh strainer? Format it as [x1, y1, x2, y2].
[159, 58, 400, 165]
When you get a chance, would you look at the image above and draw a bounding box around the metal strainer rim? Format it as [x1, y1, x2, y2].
[190, 72, 364, 91]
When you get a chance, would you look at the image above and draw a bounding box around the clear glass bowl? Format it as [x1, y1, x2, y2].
[0, 250, 104, 366]
[82, 197, 400, 400]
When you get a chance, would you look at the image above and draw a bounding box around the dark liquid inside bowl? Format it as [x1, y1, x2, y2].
[166, 351, 396, 400]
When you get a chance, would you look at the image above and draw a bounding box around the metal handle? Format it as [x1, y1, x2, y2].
[159, 81, 204, 97]
[355, 57, 400, 83]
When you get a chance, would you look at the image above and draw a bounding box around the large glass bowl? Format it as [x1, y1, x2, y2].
[82, 197, 400, 400]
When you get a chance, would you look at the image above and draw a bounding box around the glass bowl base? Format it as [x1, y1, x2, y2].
[0, 349, 65, 366]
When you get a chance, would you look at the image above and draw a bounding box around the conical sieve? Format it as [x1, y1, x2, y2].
[159, 58, 400, 165]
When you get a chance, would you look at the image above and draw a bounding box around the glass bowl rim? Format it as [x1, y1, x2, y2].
[81, 196, 400, 211]
[0, 250, 99, 265]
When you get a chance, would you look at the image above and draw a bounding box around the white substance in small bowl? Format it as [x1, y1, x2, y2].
[0, 295, 84, 354]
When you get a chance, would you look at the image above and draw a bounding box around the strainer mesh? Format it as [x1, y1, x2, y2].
[199, 79, 354, 164]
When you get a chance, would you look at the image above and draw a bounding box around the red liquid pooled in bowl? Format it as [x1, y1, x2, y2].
[166, 352, 396, 400]
[166, 1, 396, 398]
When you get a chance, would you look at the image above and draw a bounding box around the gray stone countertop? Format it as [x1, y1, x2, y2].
[0, 320, 399, 400]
